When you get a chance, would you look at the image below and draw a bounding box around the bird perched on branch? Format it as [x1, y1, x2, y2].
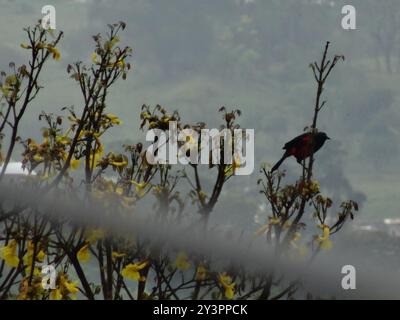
[271, 131, 330, 172]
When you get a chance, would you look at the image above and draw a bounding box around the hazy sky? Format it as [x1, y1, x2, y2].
[0, 0, 399, 229]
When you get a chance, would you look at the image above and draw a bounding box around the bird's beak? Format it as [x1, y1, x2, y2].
[327, 136, 331, 140]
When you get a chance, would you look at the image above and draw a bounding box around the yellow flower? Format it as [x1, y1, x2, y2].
[283, 220, 292, 229]
[255, 216, 281, 237]
[56, 135, 71, 145]
[309, 180, 320, 193]
[77, 243, 90, 263]
[105, 113, 122, 125]
[51, 273, 79, 300]
[316, 224, 332, 250]
[224, 166, 233, 177]
[68, 115, 80, 124]
[178, 133, 198, 159]
[63, 279, 79, 297]
[90, 148, 103, 167]
[0, 240, 20, 267]
[5, 74, 17, 86]
[104, 36, 120, 50]
[115, 59, 125, 69]
[232, 154, 241, 172]
[111, 160, 128, 167]
[18, 277, 44, 300]
[85, 228, 105, 243]
[198, 190, 207, 203]
[149, 121, 158, 129]
[33, 154, 44, 162]
[112, 251, 126, 259]
[195, 264, 207, 281]
[131, 181, 148, 198]
[1, 85, 10, 97]
[28, 241, 46, 262]
[97, 142, 104, 155]
[17, 278, 30, 300]
[115, 186, 124, 195]
[23, 241, 46, 274]
[153, 185, 165, 196]
[174, 252, 190, 270]
[121, 261, 148, 281]
[186, 134, 197, 147]
[37, 42, 46, 49]
[224, 154, 242, 177]
[46, 46, 61, 61]
[91, 52, 99, 64]
[270, 217, 281, 225]
[218, 273, 235, 300]
[50, 288, 63, 300]
[70, 158, 81, 170]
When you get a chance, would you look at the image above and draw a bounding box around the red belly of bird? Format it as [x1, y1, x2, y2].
[289, 145, 312, 160]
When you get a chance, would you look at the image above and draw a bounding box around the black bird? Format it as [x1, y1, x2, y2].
[271, 132, 330, 172]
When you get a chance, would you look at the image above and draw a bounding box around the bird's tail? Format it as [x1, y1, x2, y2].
[271, 153, 289, 172]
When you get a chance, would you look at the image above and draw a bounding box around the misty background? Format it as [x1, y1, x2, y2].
[1, 0, 400, 286]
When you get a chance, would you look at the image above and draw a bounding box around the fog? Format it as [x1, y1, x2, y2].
[1, 182, 400, 299]
[1, 0, 400, 299]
